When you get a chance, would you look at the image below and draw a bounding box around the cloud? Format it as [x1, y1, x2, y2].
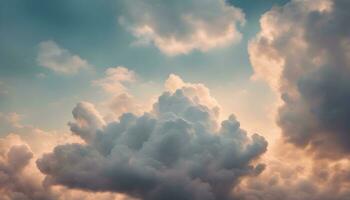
[238, 1, 350, 197]
[0, 134, 134, 200]
[37, 40, 90, 74]
[0, 135, 57, 200]
[0, 111, 82, 155]
[235, 141, 350, 200]
[248, 0, 350, 158]
[106, 93, 143, 119]
[93, 66, 136, 94]
[0, 115, 132, 200]
[164, 74, 222, 130]
[92, 66, 145, 121]
[68, 101, 106, 143]
[37, 77, 267, 200]
[119, 0, 245, 56]
[165, 74, 220, 111]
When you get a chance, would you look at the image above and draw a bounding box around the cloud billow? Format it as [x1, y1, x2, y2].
[0, 141, 57, 200]
[249, 0, 350, 158]
[37, 88, 267, 200]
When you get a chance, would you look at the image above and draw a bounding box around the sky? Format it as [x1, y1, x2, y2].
[1, 0, 350, 200]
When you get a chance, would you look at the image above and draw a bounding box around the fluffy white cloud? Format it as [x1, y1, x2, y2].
[248, 0, 350, 158]
[106, 93, 143, 119]
[165, 74, 220, 111]
[119, 0, 245, 56]
[164, 74, 222, 130]
[37, 77, 267, 200]
[93, 66, 136, 94]
[92, 66, 145, 121]
[37, 40, 90, 74]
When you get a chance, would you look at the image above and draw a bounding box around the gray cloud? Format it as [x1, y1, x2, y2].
[249, 0, 350, 158]
[0, 135, 131, 200]
[37, 89, 267, 200]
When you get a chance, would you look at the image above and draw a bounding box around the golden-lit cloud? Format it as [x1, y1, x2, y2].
[93, 67, 136, 95]
[235, 0, 350, 199]
[119, 0, 245, 55]
[249, 0, 350, 158]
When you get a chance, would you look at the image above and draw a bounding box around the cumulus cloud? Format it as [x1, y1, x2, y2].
[0, 134, 134, 200]
[0, 112, 81, 155]
[0, 113, 133, 200]
[0, 135, 57, 200]
[119, 0, 245, 55]
[37, 40, 90, 74]
[93, 66, 136, 94]
[165, 74, 220, 111]
[92, 66, 144, 121]
[106, 93, 143, 118]
[37, 78, 267, 200]
[68, 101, 106, 143]
[235, 142, 350, 200]
[249, 0, 350, 158]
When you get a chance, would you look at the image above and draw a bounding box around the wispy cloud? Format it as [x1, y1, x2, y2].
[37, 40, 90, 75]
[92, 66, 136, 94]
